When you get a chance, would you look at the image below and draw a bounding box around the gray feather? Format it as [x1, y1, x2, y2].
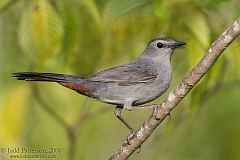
[88, 60, 158, 86]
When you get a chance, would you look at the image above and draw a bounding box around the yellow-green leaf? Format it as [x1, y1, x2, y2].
[19, 0, 63, 64]
[0, 84, 29, 146]
[187, 13, 210, 48]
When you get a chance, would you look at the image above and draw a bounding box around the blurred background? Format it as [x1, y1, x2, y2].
[0, 0, 240, 159]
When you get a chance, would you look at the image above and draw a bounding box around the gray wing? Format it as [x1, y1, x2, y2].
[88, 64, 158, 86]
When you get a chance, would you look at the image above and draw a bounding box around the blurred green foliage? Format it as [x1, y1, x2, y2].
[0, 0, 240, 159]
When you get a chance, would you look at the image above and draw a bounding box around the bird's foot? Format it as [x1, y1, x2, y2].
[127, 130, 137, 145]
[126, 130, 142, 153]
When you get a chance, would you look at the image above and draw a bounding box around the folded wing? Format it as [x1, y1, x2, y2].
[88, 65, 158, 86]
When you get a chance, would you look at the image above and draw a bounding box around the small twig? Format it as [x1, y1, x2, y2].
[72, 106, 111, 131]
[32, 84, 69, 130]
[109, 18, 240, 160]
[67, 128, 76, 160]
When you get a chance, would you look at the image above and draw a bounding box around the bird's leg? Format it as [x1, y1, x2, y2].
[114, 106, 135, 133]
[115, 105, 137, 145]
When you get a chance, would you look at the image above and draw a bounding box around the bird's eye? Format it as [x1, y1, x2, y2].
[157, 42, 163, 48]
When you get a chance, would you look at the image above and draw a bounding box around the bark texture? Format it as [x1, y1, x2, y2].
[109, 18, 240, 160]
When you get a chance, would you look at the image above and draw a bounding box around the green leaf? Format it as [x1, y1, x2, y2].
[186, 13, 210, 48]
[56, 1, 79, 54]
[19, 0, 64, 65]
[103, 0, 149, 21]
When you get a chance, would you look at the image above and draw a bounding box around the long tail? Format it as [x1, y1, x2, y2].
[13, 72, 95, 97]
[13, 72, 82, 82]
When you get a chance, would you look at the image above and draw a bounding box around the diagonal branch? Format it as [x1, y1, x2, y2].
[109, 18, 240, 160]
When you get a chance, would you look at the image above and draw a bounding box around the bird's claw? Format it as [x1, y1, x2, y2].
[126, 130, 142, 153]
[127, 130, 137, 145]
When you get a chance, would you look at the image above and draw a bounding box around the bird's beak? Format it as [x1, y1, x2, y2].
[172, 41, 187, 48]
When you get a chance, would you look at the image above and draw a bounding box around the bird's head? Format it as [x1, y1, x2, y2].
[142, 37, 186, 59]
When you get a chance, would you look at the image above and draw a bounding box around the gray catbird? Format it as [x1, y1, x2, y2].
[13, 37, 186, 135]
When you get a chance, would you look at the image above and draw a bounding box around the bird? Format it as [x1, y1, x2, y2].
[13, 37, 186, 137]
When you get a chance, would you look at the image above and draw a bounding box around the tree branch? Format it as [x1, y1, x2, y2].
[109, 18, 240, 160]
